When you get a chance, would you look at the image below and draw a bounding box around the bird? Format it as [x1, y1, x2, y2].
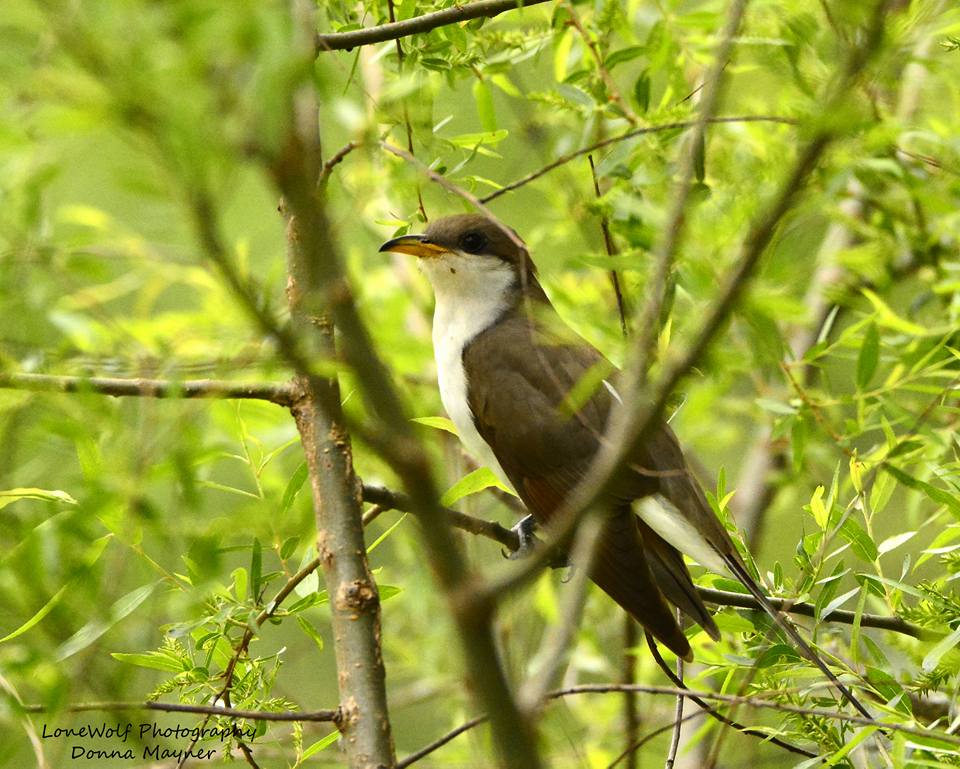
[380, 213, 870, 716]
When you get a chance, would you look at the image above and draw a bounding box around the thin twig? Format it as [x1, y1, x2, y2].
[316, 0, 551, 52]
[396, 715, 488, 769]
[391, 678, 960, 767]
[564, 2, 640, 125]
[480, 116, 795, 203]
[0, 372, 297, 407]
[634, 0, 747, 388]
[608, 712, 706, 769]
[696, 587, 928, 639]
[318, 140, 360, 185]
[18, 701, 339, 722]
[518, 515, 605, 714]
[381, 140, 527, 254]
[664, 648, 684, 769]
[622, 617, 640, 769]
[361, 482, 520, 550]
[547, 684, 960, 746]
[386, 0, 427, 223]
[644, 633, 816, 758]
[588, 154, 629, 336]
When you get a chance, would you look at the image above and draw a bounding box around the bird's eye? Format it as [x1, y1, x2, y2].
[459, 231, 487, 254]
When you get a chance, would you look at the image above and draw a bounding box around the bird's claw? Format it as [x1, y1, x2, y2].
[502, 515, 572, 573]
[503, 515, 540, 560]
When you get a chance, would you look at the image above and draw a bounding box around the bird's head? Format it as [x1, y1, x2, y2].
[379, 214, 544, 303]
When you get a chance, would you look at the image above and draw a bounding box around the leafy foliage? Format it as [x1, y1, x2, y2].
[2, 0, 960, 767]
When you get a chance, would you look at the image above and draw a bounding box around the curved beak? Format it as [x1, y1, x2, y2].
[378, 234, 449, 258]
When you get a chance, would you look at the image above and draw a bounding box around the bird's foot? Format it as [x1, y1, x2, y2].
[502, 515, 572, 572]
[504, 515, 540, 560]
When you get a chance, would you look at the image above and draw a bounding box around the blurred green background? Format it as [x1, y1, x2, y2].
[2, 0, 960, 766]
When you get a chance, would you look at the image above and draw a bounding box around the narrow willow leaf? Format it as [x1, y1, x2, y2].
[605, 45, 646, 69]
[885, 466, 960, 518]
[473, 79, 497, 132]
[296, 615, 324, 651]
[110, 652, 184, 672]
[823, 726, 879, 766]
[878, 531, 917, 555]
[0, 487, 78, 510]
[281, 463, 308, 514]
[693, 131, 706, 182]
[0, 535, 111, 643]
[367, 513, 408, 553]
[302, 731, 339, 760]
[820, 586, 860, 620]
[0, 583, 70, 643]
[809, 485, 828, 529]
[411, 416, 458, 435]
[250, 538, 262, 600]
[839, 519, 878, 561]
[233, 567, 248, 602]
[280, 536, 300, 561]
[922, 624, 960, 672]
[56, 582, 159, 661]
[861, 288, 926, 335]
[440, 467, 510, 506]
[856, 322, 879, 389]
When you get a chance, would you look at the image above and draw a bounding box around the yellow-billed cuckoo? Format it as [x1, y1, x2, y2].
[381, 214, 869, 716]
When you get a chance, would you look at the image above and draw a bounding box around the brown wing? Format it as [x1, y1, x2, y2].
[463, 312, 710, 657]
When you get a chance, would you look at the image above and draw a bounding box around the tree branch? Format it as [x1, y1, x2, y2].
[281, 82, 544, 769]
[316, 0, 550, 52]
[18, 701, 339, 722]
[361, 482, 520, 550]
[0, 372, 296, 407]
[549, 684, 960, 746]
[634, 0, 746, 388]
[272, 1, 396, 763]
[480, 116, 795, 203]
[696, 587, 926, 639]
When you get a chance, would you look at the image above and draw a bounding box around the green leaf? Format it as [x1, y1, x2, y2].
[884, 465, 960, 519]
[296, 615, 325, 651]
[110, 651, 185, 672]
[856, 322, 879, 389]
[823, 726, 879, 766]
[440, 467, 510, 506]
[302, 731, 339, 760]
[446, 129, 508, 148]
[0, 487, 78, 510]
[367, 513, 408, 553]
[553, 28, 573, 82]
[280, 536, 300, 561]
[281, 463, 308, 514]
[693, 131, 705, 182]
[633, 70, 650, 113]
[756, 398, 797, 415]
[233, 567, 248, 601]
[473, 79, 497, 132]
[839, 519, 878, 562]
[0, 583, 71, 644]
[922, 624, 960, 672]
[0, 535, 111, 643]
[250, 538, 262, 600]
[605, 45, 646, 69]
[861, 288, 926, 335]
[56, 582, 159, 661]
[411, 416, 458, 435]
[809, 485, 828, 529]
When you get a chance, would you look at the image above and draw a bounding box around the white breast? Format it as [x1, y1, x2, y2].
[421, 252, 516, 490]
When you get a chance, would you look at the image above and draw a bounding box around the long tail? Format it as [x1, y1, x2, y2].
[722, 554, 873, 719]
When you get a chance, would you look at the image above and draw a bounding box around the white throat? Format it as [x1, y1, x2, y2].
[420, 251, 516, 488]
